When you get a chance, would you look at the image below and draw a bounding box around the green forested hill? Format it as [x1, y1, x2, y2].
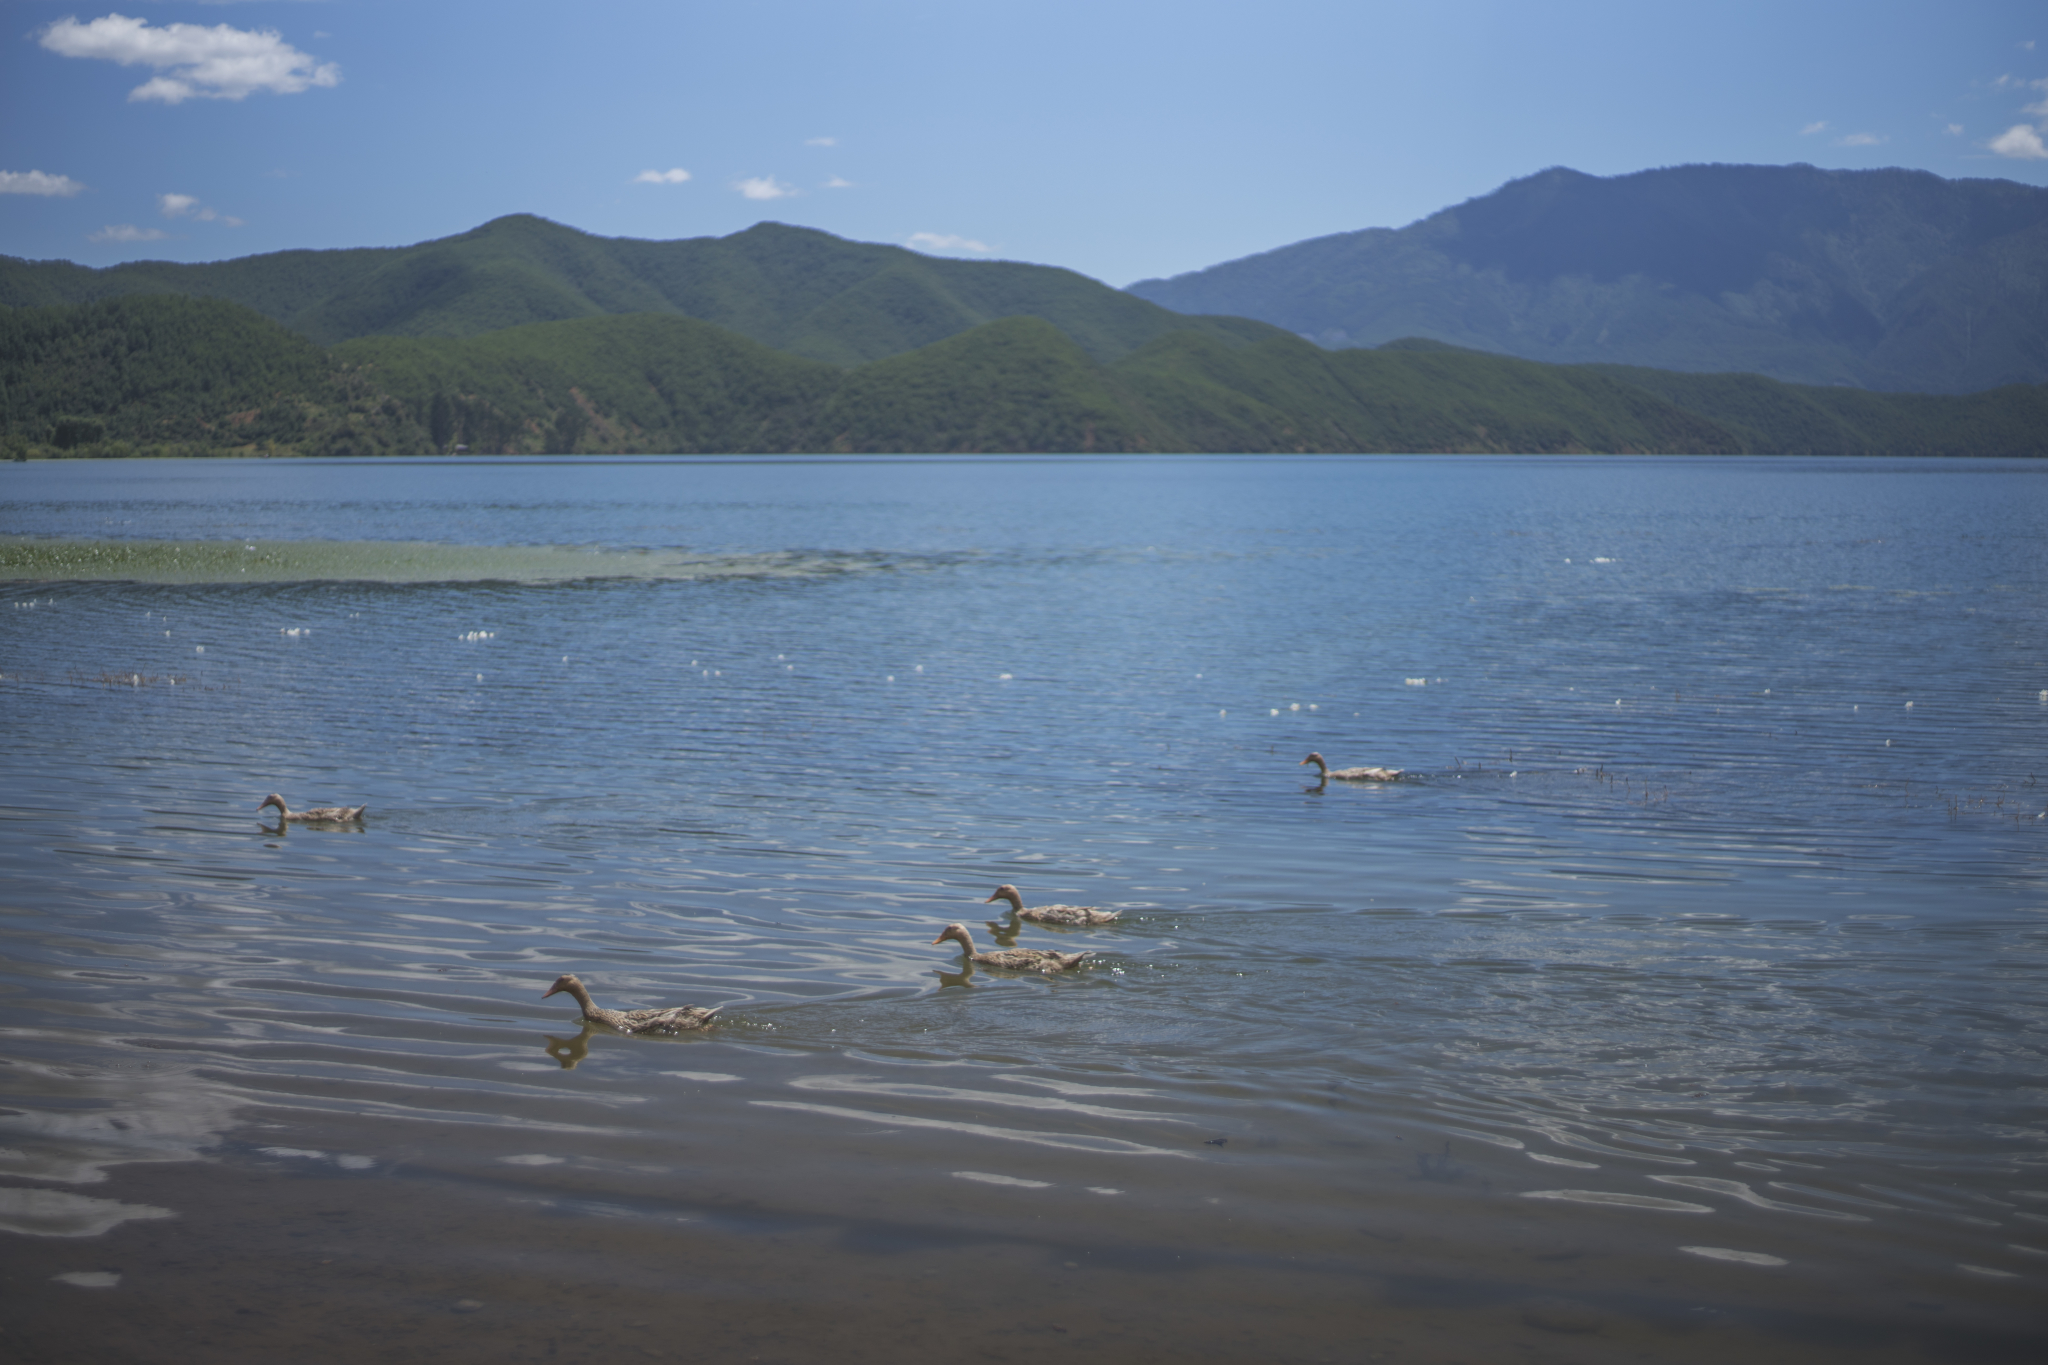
[3, 295, 2043, 459]
[0, 215, 1282, 366]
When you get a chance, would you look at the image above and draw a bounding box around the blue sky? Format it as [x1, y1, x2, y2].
[2, 1, 2044, 285]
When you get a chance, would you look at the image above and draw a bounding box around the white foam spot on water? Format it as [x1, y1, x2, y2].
[1087, 1187, 1123, 1195]
[952, 1171, 1051, 1188]
[998, 673, 1013, 680]
[0, 1188, 174, 1238]
[1521, 1189, 1712, 1213]
[499, 1154, 565, 1166]
[1681, 1246, 1787, 1266]
[663, 1071, 740, 1083]
[53, 1271, 121, 1288]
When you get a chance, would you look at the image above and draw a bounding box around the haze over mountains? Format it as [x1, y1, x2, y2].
[1128, 164, 2048, 395]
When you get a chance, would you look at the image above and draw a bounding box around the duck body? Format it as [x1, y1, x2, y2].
[259, 792, 368, 822]
[933, 923, 1090, 974]
[984, 884, 1119, 927]
[1301, 753, 1402, 783]
[542, 973, 721, 1034]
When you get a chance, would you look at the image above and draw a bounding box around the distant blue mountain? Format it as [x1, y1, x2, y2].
[1127, 164, 2048, 394]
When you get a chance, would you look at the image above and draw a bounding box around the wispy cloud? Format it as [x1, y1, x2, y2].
[0, 170, 85, 197]
[907, 232, 992, 254]
[1989, 123, 2048, 159]
[804, 136, 837, 147]
[1800, 121, 1828, 135]
[1835, 132, 1885, 147]
[89, 224, 169, 243]
[824, 176, 854, 189]
[158, 192, 242, 225]
[1946, 123, 1965, 135]
[2026, 78, 2048, 117]
[40, 14, 340, 104]
[736, 176, 797, 200]
[633, 168, 692, 184]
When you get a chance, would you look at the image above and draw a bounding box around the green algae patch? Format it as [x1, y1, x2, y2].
[0, 537, 888, 584]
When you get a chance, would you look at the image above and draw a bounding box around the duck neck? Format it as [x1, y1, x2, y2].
[561, 979, 601, 1016]
[1307, 755, 1328, 777]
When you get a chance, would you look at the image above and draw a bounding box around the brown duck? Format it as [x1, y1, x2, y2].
[542, 973, 722, 1033]
[932, 923, 1091, 974]
[1300, 752, 1403, 782]
[984, 884, 1119, 926]
[259, 793, 367, 822]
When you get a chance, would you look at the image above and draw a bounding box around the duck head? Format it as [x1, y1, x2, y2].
[932, 923, 975, 951]
[258, 793, 288, 815]
[983, 885, 1025, 912]
[541, 973, 583, 1000]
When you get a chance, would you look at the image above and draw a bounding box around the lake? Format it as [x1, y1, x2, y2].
[1, 454, 2043, 1364]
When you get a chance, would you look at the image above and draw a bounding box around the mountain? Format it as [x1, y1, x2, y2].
[7, 295, 2042, 460]
[0, 215, 1281, 366]
[1126, 164, 2048, 394]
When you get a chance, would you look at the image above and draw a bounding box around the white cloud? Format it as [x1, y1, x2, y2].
[159, 192, 237, 224]
[1835, 132, 1885, 147]
[633, 168, 692, 184]
[0, 170, 85, 197]
[736, 176, 797, 200]
[804, 136, 837, 147]
[1989, 123, 2048, 159]
[1946, 122, 1965, 135]
[40, 14, 340, 104]
[906, 232, 992, 254]
[1800, 121, 1827, 135]
[824, 176, 854, 189]
[89, 224, 168, 243]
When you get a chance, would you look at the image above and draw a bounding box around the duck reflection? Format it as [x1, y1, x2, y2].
[543, 1023, 601, 1069]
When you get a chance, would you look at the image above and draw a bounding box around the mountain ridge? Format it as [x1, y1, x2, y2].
[0, 215, 1283, 367]
[1126, 163, 2048, 394]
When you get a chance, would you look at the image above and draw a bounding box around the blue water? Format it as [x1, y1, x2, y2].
[2, 455, 2044, 1362]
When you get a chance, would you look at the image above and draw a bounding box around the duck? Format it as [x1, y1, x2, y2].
[932, 923, 1091, 974]
[984, 884, 1120, 926]
[1300, 752, 1403, 783]
[259, 793, 367, 822]
[541, 973, 722, 1033]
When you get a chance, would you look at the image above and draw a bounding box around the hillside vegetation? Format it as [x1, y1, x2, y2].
[5, 295, 2042, 459]
[1128, 163, 2048, 394]
[0, 215, 1281, 366]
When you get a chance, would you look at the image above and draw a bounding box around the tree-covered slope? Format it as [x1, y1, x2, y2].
[0, 215, 1284, 366]
[4, 298, 2042, 459]
[1127, 164, 2048, 394]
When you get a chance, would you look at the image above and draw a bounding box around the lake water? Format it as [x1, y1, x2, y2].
[2, 454, 2044, 1364]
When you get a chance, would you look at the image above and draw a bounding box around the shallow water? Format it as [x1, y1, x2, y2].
[1, 455, 2044, 1363]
